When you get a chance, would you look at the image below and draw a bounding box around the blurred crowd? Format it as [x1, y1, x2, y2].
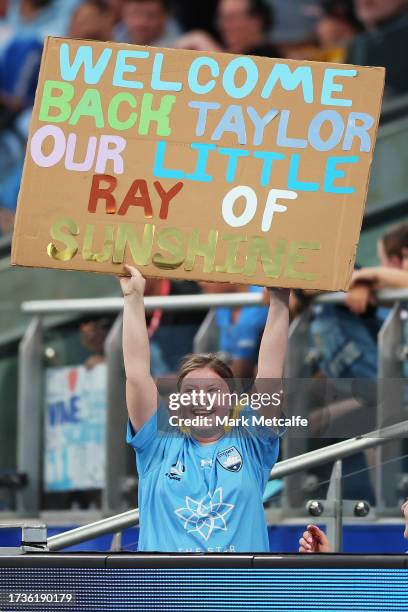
[2, 2, 408, 508]
[1, 0, 408, 233]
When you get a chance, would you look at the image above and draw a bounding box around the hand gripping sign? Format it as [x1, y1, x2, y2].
[12, 37, 385, 290]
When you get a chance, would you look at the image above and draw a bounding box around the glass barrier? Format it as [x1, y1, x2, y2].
[41, 319, 113, 512]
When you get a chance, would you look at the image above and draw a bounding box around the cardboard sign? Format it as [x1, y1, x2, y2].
[12, 37, 385, 289]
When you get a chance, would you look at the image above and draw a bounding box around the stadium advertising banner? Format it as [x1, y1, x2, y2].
[12, 37, 385, 289]
[44, 363, 107, 491]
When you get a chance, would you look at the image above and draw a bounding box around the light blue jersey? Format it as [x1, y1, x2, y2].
[127, 409, 280, 553]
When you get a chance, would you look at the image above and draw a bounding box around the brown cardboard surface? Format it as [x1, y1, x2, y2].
[12, 37, 385, 289]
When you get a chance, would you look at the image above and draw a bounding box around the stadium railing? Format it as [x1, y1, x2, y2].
[44, 418, 408, 553]
[15, 288, 408, 522]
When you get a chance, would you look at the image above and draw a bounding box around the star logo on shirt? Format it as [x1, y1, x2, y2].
[174, 488, 234, 541]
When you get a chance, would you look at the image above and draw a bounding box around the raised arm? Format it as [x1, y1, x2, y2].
[120, 265, 158, 432]
[256, 288, 290, 380]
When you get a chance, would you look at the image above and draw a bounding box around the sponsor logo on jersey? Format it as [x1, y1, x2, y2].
[166, 460, 185, 481]
[174, 488, 234, 541]
[216, 447, 243, 472]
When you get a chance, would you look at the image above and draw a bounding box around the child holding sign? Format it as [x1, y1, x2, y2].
[121, 264, 289, 553]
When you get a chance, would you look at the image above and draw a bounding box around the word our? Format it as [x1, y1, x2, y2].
[31, 127, 360, 195]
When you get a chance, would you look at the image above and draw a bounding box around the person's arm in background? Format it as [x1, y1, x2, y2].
[299, 525, 331, 553]
[256, 288, 290, 380]
[345, 280, 376, 315]
[351, 267, 408, 289]
[120, 265, 158, 432]
[295, 279, 377, 317]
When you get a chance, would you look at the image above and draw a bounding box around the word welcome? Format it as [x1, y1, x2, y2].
[59, 43, 358, 105]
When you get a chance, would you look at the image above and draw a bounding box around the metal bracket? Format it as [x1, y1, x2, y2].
[306, 460, 343, 551]
[110, 531, 122, 552]
[0, 523, 47, 556]
[306, 459, 372, 552]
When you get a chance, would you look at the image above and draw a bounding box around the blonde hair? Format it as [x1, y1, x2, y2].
[177, 353, 235, 390]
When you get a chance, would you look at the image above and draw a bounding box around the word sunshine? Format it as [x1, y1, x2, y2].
[47, 217, 320, 281]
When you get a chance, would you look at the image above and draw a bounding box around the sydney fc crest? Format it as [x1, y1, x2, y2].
[216, 447, 243, 472]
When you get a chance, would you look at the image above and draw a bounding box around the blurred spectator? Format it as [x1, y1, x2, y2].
[1, 0, 82, 43]
[216, 0, 279, 57]
[200, 282, 268, 378]
[311, 280, 384, 381]
[268, 0, 321, 42]
[293, 276, 385, 505]
[0, 34, 42, 234]
[350, 222, 408, 290]
[0, 0, 13, 50]
[268, 0, 322, 59]
[0, 207, 14, 235]
[169, 0, 219, 38]
[175, 29, 222, 52]
[354, 0, 408, 28]
[144, 278, 206, 375]
[106, 0, 128, 40]
[80, 317, 111, 369]
[121, 0, 180, 46]
[315, 0, 362, 62]
[0, 161, 23, 235]
[0, 35, 42, 126]
[69, 0, 115, 40]
[106, 0, 123, 25]
[0, 0, 7, 17]
[347, 0, 408, 96]
[349, 224, 408, 392]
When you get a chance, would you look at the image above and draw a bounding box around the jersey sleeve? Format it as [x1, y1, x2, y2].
[239, 405, 283, 489]
[248, 432, 280, 490]
[126, 408, 168, 476]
